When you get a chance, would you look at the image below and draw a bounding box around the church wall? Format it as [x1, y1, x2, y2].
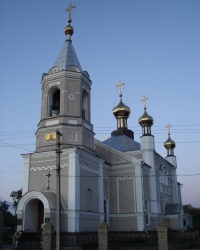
[155, 153, 180, 216]
[80, 169, 99, 212]
[156, 176, 161, 214]
[79, 214, 100, 231]
[143, 171, 150, 200]
[94, 144, 112, 165]
[60, 212, 68, 232]
[60, 158, 69, 209]
[79, 153, 101, 214]
[109, 216, 138, 231]
[118, 176, 135, 213]
[28, 153, 70, 204]
[28, 153, 56, 193]
[109, 166, 136, 214]
[62, 127, 91, 152]
[64, 78, 81, 117]
[103, 168, 110, 201]
[82, 127, 95, 153]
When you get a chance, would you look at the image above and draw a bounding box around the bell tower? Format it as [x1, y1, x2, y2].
[35, 4, 95, 154]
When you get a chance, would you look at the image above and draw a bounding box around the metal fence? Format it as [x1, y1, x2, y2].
[2, 232, 41, 249]
[59, 231, 158, 250]
[2, 229, 200, 250]
[108, 231, 158, 250]
[59, 232, 98, 249]
[168, 230, 200, 249]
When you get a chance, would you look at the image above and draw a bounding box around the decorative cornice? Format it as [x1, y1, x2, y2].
[80, 164, 99, 175]
[30, 163, 68, 172]
[118, 176, 133, 181]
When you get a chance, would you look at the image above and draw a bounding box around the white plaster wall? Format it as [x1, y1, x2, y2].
[140, 136, 160, 215]
[68, 150, 80, 232]
[22, 154, 31, 195]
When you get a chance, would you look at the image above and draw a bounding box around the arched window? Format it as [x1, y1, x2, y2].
[104, 199, 108, 224]
[82, 90, 89, 121]
[87, 189, 92, 211]
[144, 199, 150, 226]
[159, 164, 169, 186]
[164, 169, 169, 186]
[48, 88, 60, 117]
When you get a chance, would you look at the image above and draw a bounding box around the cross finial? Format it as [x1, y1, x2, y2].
[166, 123, 172, 135]
[116, 80, 125, 95]
[65, 3, 76, 20]
[45, 171, 53, 191]
[141, 95, 148, 108]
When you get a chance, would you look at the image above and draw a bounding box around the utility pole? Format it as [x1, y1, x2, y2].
[56, 129, 62, 250]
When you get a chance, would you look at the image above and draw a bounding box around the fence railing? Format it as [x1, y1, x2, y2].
[2, 223, 200, 250]
[60, 232, 98, 249]
[2, 232, 41, 249]
[168, 230, 200, 249]
[109, 231, 158, 249]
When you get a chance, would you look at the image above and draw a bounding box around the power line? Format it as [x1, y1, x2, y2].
[0, 124, 199, 134]
[0, 168, 199, 177]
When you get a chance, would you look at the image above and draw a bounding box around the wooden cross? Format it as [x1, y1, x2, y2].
[65, 3, 76, 20]
[45, 171, 53, 191]
[141, 95, 148, 108]
[166, 123, 172, 135]
[116, 80, 125, 95]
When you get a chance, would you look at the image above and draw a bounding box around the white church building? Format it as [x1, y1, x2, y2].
[17, 5, 183, 233]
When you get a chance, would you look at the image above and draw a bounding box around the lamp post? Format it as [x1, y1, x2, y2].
[56, 129, 62, 250]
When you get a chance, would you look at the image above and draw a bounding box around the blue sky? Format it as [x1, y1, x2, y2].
[0, 0, 200, 208]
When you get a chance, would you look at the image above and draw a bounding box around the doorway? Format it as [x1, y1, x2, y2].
[24, 199, 44, 232]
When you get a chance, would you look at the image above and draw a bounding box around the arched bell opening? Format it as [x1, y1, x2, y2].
[48, 88, 60, 117]
[82, 90, 89, 121]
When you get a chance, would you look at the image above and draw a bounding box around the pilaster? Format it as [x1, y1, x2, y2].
[22, 154, 31, 194]
[140, 135, 159, 214]
[135, 164, 145, 231]
[68, 150, 80, 232]
[166, 155, 179, 204]
[99, 159, 105, 223]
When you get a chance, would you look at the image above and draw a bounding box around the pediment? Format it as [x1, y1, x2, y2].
[48, 66, 62, 75]
[94, 138, 134, 165]
[67, 65, 81, 72]
[113, 155, 126, 164]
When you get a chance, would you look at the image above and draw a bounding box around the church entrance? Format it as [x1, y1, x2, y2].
[37, 200, 44, 231]
[24, 198, 44, 232]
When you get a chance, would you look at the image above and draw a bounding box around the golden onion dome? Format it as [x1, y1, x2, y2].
[164, 136, 176, 149]
[64, 22, 74, 36]
[138, 107, 154, 127]
[112, 95, 131, 118]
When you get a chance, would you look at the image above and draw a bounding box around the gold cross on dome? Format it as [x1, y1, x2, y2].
[166, 123, 172, 134]
[116, 80, 125, 95]
[141, 95, 148, 108]
[65, 3, 76, 20]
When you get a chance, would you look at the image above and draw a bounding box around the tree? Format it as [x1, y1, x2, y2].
[10, 188, 22, 212]
[0, 200, 16, 226]
[0, 200, 9, 213]
[183, 204, 200, 228]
